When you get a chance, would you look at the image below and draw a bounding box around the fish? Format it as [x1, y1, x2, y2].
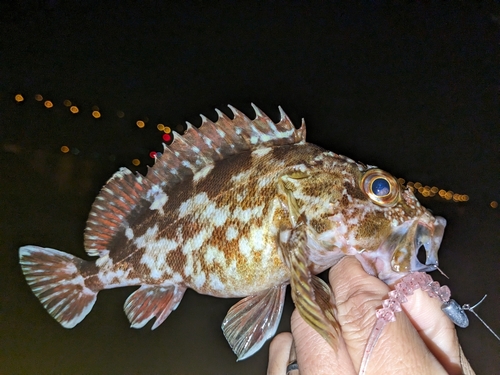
[19, 104, 446, 360]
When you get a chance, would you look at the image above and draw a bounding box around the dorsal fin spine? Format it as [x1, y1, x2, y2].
[85, 105, 306, 257]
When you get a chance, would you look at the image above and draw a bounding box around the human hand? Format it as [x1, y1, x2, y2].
[267, 257, 473, 375]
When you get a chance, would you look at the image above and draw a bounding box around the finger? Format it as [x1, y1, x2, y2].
[400, 287, 462, 375]
[329, 257, 447, 374]
[290, 309, 356, 375]
[267, 332, 293, 375]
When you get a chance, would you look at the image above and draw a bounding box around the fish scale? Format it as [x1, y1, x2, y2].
[19, 104, 446, 364]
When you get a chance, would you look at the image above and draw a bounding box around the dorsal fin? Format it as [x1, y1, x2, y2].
[84, 168, 153, 256]
[84, 105, 305, 257]
[146, 104, 306, 186]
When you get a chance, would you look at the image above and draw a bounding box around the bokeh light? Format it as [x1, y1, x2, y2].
[403, 180, 469, 203]
[491, 201, 498, 209]
[11, 90, 484, 207]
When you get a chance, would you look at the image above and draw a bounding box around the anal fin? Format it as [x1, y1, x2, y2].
[124, 285, 186, 330]
[221, 284, 287, 361]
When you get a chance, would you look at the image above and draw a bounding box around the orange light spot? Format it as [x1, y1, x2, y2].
[70, 105, 79, 114]
[15, 94, 24, 102]
[132, 159, 140, 166]
[491, 201, 498, 208]
[164, 126, 171, 134]
[92, 110, 101, 119]
[136, 120, 145, 128]
[44, 100, 53, 108]
[414, 182, 422, 189]
[35, 94, 43, 101]
[157, 123, 165, 131]
[61, 146, 70, 153]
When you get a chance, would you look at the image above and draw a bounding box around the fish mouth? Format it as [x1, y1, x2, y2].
[386, 215, 447, 274]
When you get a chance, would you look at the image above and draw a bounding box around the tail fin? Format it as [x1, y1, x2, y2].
[19, 245, 97, 328]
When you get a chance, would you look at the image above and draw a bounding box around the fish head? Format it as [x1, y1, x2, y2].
[320, 164, 446, 285]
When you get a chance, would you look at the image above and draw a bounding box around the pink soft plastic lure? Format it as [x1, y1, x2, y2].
[359, 271, 498, 375]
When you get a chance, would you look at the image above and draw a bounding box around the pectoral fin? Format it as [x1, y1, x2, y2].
[285, 214, 341, 351]
[221, 284, 287, 361]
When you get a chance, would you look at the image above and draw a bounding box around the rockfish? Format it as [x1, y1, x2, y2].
[19, 105, 446, 360]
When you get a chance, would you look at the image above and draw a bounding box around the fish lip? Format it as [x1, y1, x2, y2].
[411, 216, 446, 272]
[386, 215, 447, 274]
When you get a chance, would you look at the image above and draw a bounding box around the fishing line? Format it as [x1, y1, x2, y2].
[462, 295, 500, 342]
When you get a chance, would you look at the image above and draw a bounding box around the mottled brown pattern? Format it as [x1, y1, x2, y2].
[340, 195, 350, 207]
[301, 172, 342, 198]
[194, 152, 254, 199]
[309, 217, 333, 234]
[356, 211, 391, 240]
[343, 180, 367, 201]
[107, 231, 140, 263]
[166, 248, 187, 275]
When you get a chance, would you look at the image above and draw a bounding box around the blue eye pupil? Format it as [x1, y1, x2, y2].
[372, 178, 390, 196]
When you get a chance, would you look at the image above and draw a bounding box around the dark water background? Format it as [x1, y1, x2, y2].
[1, 2, 499, 374]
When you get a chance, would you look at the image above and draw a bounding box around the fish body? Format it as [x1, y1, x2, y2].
[19, 105, 446, 360]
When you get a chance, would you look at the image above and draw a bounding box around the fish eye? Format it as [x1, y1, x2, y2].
[371, 178, 390, 196]
[361, 169, 400, 206]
